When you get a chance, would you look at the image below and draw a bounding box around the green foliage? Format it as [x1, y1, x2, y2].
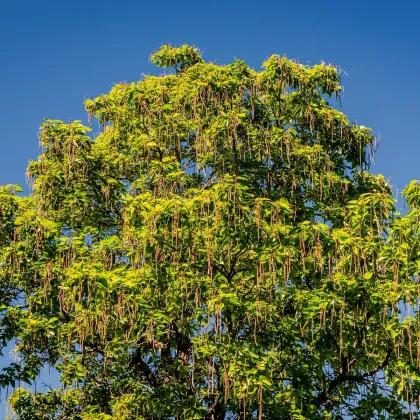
[2, 44, 420, 418]
[150, 44, 204, 73]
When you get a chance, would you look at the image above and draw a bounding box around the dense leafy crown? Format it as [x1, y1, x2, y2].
[2, 44, 420, 419]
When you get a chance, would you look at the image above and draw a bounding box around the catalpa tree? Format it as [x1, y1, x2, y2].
[2, 44, 420, 419]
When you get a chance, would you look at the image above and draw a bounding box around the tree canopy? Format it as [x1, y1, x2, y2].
[2, 44, 420, 419]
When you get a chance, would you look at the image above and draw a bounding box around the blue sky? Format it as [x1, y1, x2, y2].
[0, 0, 419, 414]
[1, 0, 419, 198]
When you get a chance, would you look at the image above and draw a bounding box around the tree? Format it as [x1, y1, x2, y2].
[2, 44, 420, 419]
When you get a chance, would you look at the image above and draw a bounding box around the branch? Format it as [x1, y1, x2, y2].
[129, 348, 160, 387]
[315, 347, 393, 407]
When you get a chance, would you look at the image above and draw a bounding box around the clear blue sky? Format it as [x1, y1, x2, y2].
[1, 0, 419, 197]
[0, 0, 419, 414]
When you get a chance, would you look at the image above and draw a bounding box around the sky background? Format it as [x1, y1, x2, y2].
[0, 0, 419, 415]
